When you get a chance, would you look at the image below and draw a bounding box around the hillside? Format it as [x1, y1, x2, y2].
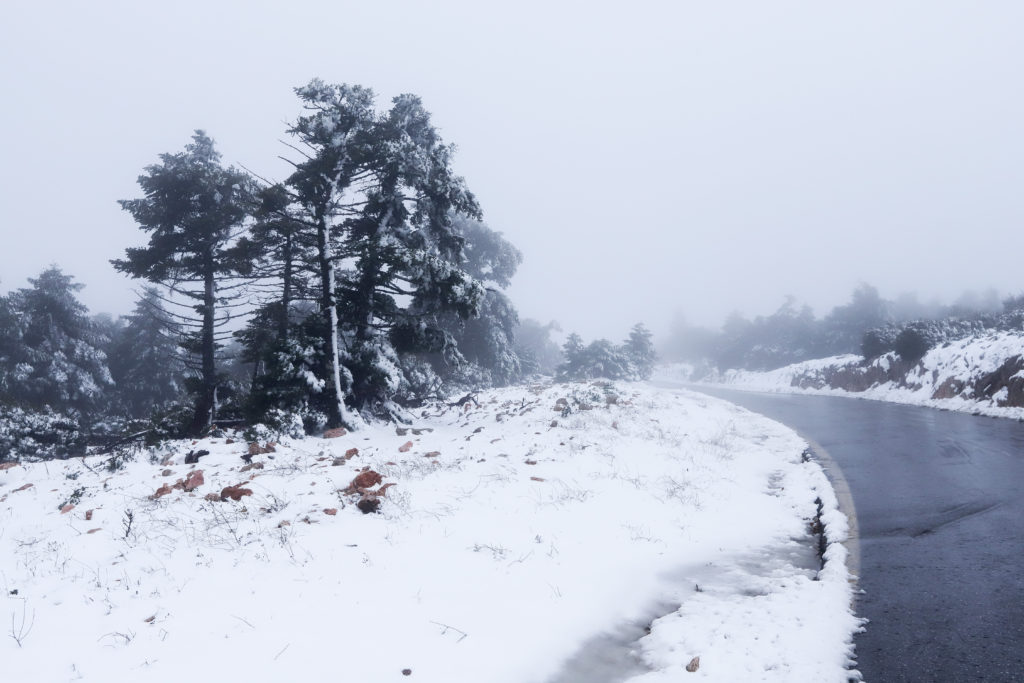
[1, 381, 857, 682]
[660, 329, 1024, 420]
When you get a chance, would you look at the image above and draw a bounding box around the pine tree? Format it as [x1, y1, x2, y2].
[623, 323, 657, 379]
[418, 216, 524, 388]
[107, 288, 186, 418]
[283, 81, 484, 421]
[4, 267, 112, 414]
[114, 131, 253, 435]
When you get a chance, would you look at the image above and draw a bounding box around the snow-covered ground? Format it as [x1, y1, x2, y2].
[0, 382, 859, 682]
[659, 330, 1024, 420]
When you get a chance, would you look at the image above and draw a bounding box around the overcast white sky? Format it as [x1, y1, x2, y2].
[2, 1, 1023, 340]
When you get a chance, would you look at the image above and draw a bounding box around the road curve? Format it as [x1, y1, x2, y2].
[674, 386, 1024, 682]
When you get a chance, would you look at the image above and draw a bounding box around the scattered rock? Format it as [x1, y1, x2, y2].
[395, 427, 409, 436]
[424, 451, 441, 458]
[402, 669, 412, 676]
[150, 483, 173, 499]
[524, 460, 537, 465]
[550, 420, 558, 428]
[220, 485, 253, 501]
[323, 508, 338, 516]
[411, 428, 433, 436]
[530, 476, 546, 482]
[0, 462, 20, 471]
[331, 458, 346, 466]
[323, 427, 347, 439]
[183, 470, 204, 492]
[87, 528, 102, 534]
[225, 438, 234, 445]
[357, 497, 381, 514]
[144, 615, 156, 623]
[398, 441, 414, 453]
[13, 483, 33, 492]
[184, 449, 210, 464]
[85, 509, 93, 521]
[686, 656, 700, 672]
[345, 447, 359, 459]
[349, 470, 383, 491]
[240, 461, 264, 473]
[60, 504, 75, 514]
[554, 398, 568, 412]
[248, 442, 276, 456]
[204, 492, 222, 502]
[161, 469, 173, 477]
[277, 520, 291, 528]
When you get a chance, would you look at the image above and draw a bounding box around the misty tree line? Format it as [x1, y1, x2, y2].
[0, 80, 655, 461]
[665, 284, 1024, 372]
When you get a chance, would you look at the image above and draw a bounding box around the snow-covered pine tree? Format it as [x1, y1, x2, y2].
[5, 267, 113, 415]
[285, 81, 484, 421]
[283, 81, 377, 429]
[623, 323, 657, 379]
[339, 92, 484, 416]
[114, 131, 253, 436]
[415, 215, 524, 389]
[107, 288, 187, 418]
[0, 290, 27, 403]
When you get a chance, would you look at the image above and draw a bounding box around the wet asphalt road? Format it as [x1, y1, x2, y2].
[678, 387, 1024, 682]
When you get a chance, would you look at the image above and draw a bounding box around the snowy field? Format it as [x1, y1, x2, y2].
[0, 382, 858, 682]
[659, 330, 1024, 421]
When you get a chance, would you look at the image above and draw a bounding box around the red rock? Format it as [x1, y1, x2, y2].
[345, 447, 359, 459]
[530, 476, 546, 482]
[204, 492, 222, 502]
[13, 483, 33, 492]
[220, 485, 253, 501]
[323, 508, 338, 516]
[0, 462, 19, 471]
[85, 509, 93, 521]
[398, 441, 414, 453]
[87, 528, 102, 534]
[686, 656, 700, 672]
[151, 483, 173, 499]
[424, 451, 440, 458]
[183, 470, 204, 492]
[323, 427, 347, 439]
[350, 470, 383, 490]
[60, 504, 75, 514]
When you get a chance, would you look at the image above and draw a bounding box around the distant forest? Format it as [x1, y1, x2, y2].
[663, 284, 1024, 373]
[0, 80, 655, 461]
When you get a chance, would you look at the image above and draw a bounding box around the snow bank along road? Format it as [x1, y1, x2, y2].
[0, 382, 858, 682]
[676, 384, 1024, 682]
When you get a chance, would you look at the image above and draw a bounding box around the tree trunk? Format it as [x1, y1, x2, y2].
[316, 211, 351, 430]
[189, 252, 217, 436]
[278, 229, 293, 344]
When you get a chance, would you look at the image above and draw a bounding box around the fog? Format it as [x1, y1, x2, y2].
[2, 1, 1023, 341]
